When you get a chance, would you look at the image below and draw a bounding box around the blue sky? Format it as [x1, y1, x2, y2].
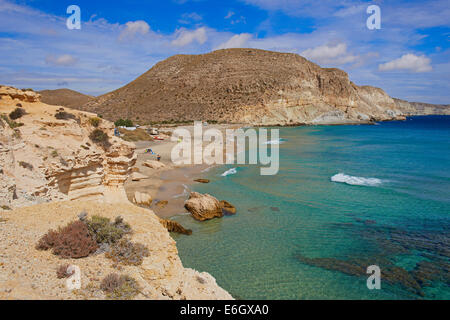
[0, 0, 449, 103]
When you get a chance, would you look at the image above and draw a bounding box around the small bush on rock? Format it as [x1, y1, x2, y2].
[89, 129, 110, 149]
[56, 264, 74, 279]
[106, 239, 149, 266]
[55, 111, 77, 121]
[100, 273, 140, 300]
[9, 108, 26, 120]
[89, 117, 101, 127]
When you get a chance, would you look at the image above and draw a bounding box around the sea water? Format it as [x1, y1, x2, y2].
[171, 116, 450, 300]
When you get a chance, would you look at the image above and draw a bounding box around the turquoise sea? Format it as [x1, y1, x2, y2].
[171, 116, 450, 300]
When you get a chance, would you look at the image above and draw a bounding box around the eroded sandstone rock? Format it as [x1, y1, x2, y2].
[159, 218, 192, 235]
[143, 160, 166, 170]
[134, 192, 152, 207]
[184, 192, 223, 221]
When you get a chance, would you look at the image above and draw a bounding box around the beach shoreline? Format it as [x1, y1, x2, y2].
[124, 123, 240, 219]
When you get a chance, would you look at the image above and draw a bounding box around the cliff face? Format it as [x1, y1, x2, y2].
[0, 85, 136, 209]
[81, 48, 449, 125]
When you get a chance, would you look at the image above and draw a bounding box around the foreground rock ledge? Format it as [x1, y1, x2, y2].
[0, 201, 232, 300]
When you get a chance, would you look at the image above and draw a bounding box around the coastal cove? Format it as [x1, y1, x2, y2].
[167, 116, 450, 300]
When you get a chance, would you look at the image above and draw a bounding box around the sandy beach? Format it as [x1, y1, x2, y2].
[124, 124, 241, 219]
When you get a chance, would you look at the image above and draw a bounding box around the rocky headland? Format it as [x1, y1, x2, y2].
[79, 48, 449, 126]
[0, 86, 232, 300]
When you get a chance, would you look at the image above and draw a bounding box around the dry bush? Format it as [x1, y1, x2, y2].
[106, 239, 149, 266]
[89, 117, 101, 127]
[89, 129, 111, 149]
[100, 273, 140, 300]
[56, 264, 74, 279]
[36, 221, 98, 259]
[9, 108, 26, 120]
[19, 161, 33, 170]
[55, 111, 77, 121]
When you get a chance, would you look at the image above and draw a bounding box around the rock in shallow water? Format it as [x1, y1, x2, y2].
[184, 192, 223, 221]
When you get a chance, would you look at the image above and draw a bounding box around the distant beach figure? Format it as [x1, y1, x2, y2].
[145, 148, 155, 155]
[157, 154, 161, 161]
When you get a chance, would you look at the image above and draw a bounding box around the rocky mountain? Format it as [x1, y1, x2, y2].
[39, 88, 94, 110]
[81, 48, 449, 126]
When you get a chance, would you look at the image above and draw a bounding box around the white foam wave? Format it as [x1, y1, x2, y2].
[331, 173, 382, 187]
[221, 168, 237, 177]
[264, 138, 287, 145]
[172, 184, 190, 198]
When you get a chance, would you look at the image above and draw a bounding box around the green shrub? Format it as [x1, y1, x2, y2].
[100, 273, 140, 300]
[85, 215, 131, 245]
[106, 239, 149, 266]
[51, 150, 59, 158]
[89, 117, 101, 127]
[9, 108, 26, 120]
[114, 119, 133, 127]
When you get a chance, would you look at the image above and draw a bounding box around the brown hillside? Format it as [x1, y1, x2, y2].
[81, 48, 449, 125]
[39, 88, 93, 109]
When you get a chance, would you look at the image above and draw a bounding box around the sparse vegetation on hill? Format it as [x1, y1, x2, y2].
[39, 88, 93, 109]
[1, 114, 24, 129]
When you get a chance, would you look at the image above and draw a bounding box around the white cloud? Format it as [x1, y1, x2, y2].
[225, 11, 235, 19]
[215, 33, 252, 50]
[45, 54, 78, 67]
[119, 20, 150, 41]
[171, 27, 207, 47]
[301, 43, 358, 65]
[179, 12, 202, 24]
[378, 54, 432, 73]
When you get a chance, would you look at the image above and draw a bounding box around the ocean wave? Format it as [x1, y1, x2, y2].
[221, 168, 237, 177]
[264, 138, 287, 145]
[331, 173, 383, 187]
[173, 184, 190, 198]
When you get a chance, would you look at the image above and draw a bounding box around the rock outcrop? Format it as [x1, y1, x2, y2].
[159, 218, 193, 235]
[143, 160, 166, 170]
[219, 200, 237, 215]
[185, 192, 224, 221]
[133, 191, 153, 207]
[80, 49, 449, 125]
[0, 86, 136, 210]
